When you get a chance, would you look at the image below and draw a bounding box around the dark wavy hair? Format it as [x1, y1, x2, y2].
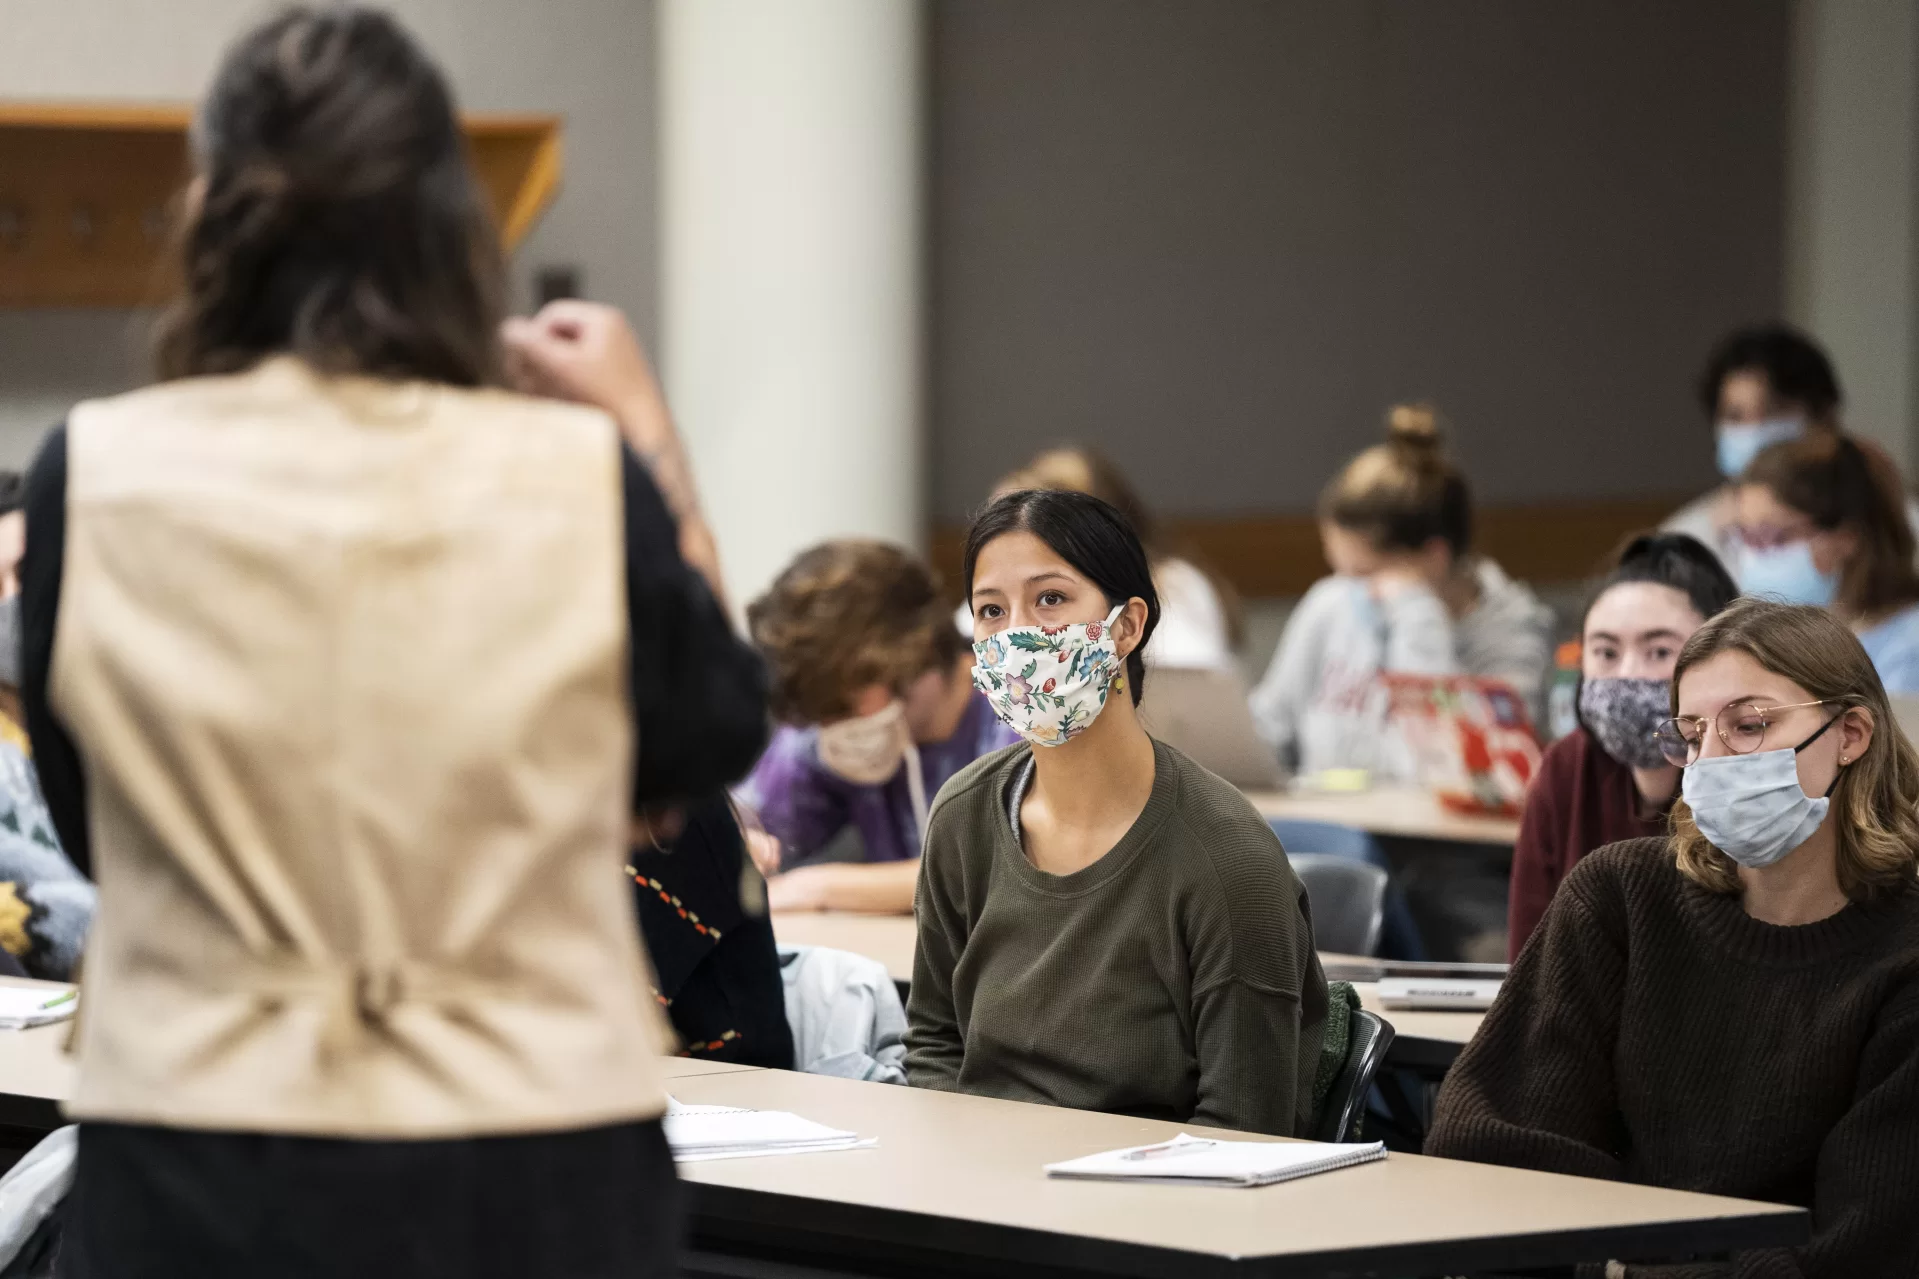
[1697, 323, 1842, 425]
[154, 6, 504, 386]
[962, 489, 1161, 706]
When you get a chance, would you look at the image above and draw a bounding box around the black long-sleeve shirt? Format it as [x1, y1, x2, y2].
[21, 423, 768, 877]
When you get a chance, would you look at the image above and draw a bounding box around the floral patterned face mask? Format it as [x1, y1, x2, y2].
[971, 605, 1126, 747]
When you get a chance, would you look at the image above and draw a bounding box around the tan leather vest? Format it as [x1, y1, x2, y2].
[56, 359, 667, 1137]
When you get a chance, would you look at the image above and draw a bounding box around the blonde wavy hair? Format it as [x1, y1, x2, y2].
[1670, 598, 1919, 897]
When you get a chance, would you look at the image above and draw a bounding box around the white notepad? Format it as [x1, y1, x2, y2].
[0, 987, 77, 1031]
[663, 1097, 876, 1163]
[1044, 1133, 1386, 1187]
[1375, 977, 1502, 1011]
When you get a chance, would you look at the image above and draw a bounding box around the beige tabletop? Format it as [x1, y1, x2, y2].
[660, 1056, 768, 1081]
[1246, 785, 1521, 846]
[672, 1068, 1801, 1275]
[774, 911, 917, 983]
[0, 979, 79, 1124]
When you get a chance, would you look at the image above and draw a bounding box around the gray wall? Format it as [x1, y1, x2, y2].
[930, 0, 1792, 523]
[0, 0, 656, 463]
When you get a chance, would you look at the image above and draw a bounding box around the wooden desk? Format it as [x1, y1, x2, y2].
[661, 1057, 768, 1082]
[673, 1068, 1803, 1279]
[1353, 982, 1484, 1071]
[1247, 785, 1521, 847]
[0, 980, 77, 1133]
[774, 911, 916, 983]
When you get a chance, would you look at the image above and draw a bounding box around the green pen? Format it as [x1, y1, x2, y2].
[38, 990, 76, 1011]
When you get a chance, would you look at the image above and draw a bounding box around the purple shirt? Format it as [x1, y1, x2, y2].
[743, 692, 1016, 866]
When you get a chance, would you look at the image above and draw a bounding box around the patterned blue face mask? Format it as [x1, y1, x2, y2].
[1716, 417, 1805, 479]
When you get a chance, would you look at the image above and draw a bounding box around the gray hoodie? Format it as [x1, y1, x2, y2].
[1248, 558, 1553, 781]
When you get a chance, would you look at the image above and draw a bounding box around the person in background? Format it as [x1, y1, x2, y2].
[1736, 433, 1919, 693]
[0, 472, 93, 981]
[964, 447, 1241, 670]
[1249, 404, 1553, 779]
[1664, 322, 1919, 568]
[908, 488, 1327, 1137]
[1429, 600, 1919, 1278]
[742, 541, 1015, 914]
[1506, 533, 1736, 959]
[24, 10, 766, 1275]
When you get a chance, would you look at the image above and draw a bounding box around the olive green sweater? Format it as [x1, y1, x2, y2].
[905, 739, 1328, 1137]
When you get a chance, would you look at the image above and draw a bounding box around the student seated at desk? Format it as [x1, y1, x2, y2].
[1249, 404, 1552, 778]
[1507, 533, 1737, 958]
[742, 542, 1015, 914]
[906, 489, 1329, 1137]
[958, 447, 1241, 670]
[1430, 600, 1919, 1278]
[1735, 434, 1919, 693]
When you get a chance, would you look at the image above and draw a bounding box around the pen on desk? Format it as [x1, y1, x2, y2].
[1121, 1138, 1216, 1162]
[38, 990, 76, 1011]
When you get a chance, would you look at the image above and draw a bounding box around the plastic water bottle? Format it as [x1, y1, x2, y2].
[1545, 640, 1581, 741]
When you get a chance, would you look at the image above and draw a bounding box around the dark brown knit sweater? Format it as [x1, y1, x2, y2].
[1428, 838, 1919, 1278]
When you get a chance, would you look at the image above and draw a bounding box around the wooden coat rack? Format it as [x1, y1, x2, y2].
[0, 103, 562, 308]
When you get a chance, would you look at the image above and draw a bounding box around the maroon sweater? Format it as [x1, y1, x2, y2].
[1433, 839, 1919, 1278]
[1508, 728, 1668, 960]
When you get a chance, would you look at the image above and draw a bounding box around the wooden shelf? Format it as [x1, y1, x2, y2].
[0, 103, 562, 308]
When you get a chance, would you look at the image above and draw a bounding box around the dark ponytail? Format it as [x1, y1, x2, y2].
[1585, 532, 1738, 629]
[155, 5, 504, 387]
[960, 489, 1161, 705]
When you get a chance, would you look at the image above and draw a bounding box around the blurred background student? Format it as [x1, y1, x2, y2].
[1249, 404, 1553, 779]
[1735, 434, 1919, 693]
[1507, 533, 1737, 959]
[1667, 323, 1919, 569]
[743, 541, 1014, 914]
[963, 448, 1241, 670]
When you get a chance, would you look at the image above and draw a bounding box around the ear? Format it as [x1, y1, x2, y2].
[1111, 597, 1151, 660]
[1837, 705, 1876, 768]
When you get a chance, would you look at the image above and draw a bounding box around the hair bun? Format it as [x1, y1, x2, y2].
[1385, 403, 1445, 461]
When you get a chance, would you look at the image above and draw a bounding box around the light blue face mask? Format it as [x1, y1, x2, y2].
[1716, 417, 1806, 479]
[1681, 713, 1843, 869]
[1737, 540, 1839, 608]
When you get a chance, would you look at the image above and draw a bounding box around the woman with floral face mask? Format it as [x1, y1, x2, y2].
[741, 541, 1017, 914]
[1507, 533, 1737, 958]
[905, 489, 1329, 1137]
[1430, 600, 1919, 1279]
[1735, 433, 1919, 693]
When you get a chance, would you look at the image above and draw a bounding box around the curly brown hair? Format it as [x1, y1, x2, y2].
[747, 541, 968, 724]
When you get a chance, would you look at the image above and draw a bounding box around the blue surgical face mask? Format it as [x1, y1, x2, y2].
[1716, 417, 1806, 479]
[1737, 540, 1839, 608]
[1681, 713, 1843, 869]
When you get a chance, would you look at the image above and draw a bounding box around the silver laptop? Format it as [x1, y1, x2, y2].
[1136, 665, 1284, 789]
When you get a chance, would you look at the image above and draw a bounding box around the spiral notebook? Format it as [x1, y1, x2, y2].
[1044, 1134, 1386, 1187]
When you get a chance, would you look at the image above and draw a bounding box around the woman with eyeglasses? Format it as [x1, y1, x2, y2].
[1429, 598, 1919, 1278]
[1735, 433, 1919, 692]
